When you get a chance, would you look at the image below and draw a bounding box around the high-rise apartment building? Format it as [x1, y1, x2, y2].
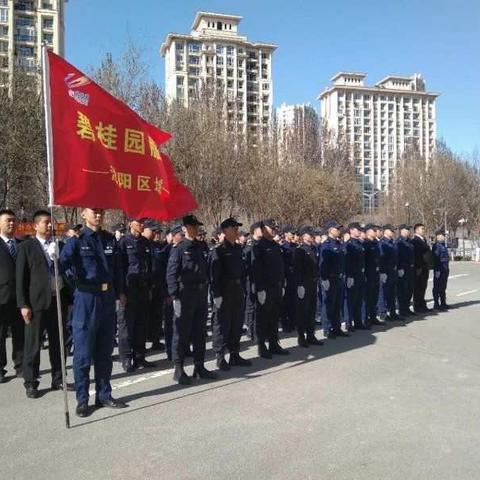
[0, 0, 66, 86]
[276, 102, 318, 163]
[160, 12, 276, 143]
[319, 72, 438, 209]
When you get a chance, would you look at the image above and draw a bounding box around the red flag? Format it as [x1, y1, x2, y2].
[44, 50, 197, 220]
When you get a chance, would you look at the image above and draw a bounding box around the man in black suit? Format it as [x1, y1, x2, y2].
[411, 223, 433, 313]
[16, 210, 69, 398]
[0, 209, 24, 383]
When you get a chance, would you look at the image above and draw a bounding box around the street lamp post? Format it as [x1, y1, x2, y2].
[363, 191, 379, 216]
[405, 202, 411, 225]
[459, 218, 467, 258]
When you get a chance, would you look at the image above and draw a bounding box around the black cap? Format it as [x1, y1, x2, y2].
[348, 222, 361, 230]
[262, 218, 280, 229]
[182, 214, 203, 226]
[359, 225, 366, 232]
[143, 219, 159, 230]
[112, 223, 126, 233]
[340, 227, 349, 236]
[65, 223, 82, 231]
[239, 230, 249, 237]
[398, 224, 412, 231]
[298, 225, 314, 236]
[128, 217, 147, 223]
[220, 217, 243, 230]
[170, 224, 183, 235]
[313, 227, 326, 236]
[250, 221, 263, 232]
[325, 220, 343, 230]
[364, 223, 376, 231]
[383, 224, 395, 232]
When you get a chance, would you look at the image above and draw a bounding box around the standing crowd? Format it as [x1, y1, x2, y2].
[0, 208, 450, 417]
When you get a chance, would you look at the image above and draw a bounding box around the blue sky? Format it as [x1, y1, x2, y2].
[66, 0, 480, 156]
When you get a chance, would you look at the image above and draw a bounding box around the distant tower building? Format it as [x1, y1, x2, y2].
[276, 102, 319, 164]
[0, 0, 66, 87]
[319, 72, 438, 211]
[160, 11, 276, 144]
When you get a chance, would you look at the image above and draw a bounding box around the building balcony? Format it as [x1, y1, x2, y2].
[14, 34, 36, 43]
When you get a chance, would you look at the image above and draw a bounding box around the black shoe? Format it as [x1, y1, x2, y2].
[433, 303, 441, 310]
[336, 331, 350, 338]
[173, 365, 191, 385]
[346, 326, 355, 332]
[384, 315, 395, 322]
[134, 358, 156, 369]
[229, 353, 252, 367]
[185, 348, 194, 357]
[258, 343, 273, 359]
[371, 318, 383, 325]
[269, 343, 290, 355]
[0, 372, 6, 384]
[193, 365, 218, 380]
[297, 335, 309, 348]
[15, 370, 23, 379]
[306, 336, 323, 346]
[440, 304, 450, 310]
[122, 360, 135, 373]
[216, 356, 231, 371]
[51, 382, 75, 392]
[327, 332, 337, 339]
[25, 386, 39, 399]
[150, 342, 165, 352]
[390, 314, 401, 321]
[76, 403, 89, 417]
[95, 397, 127, 409]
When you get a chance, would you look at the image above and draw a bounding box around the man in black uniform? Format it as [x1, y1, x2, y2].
[411, 223, 433, 313]
[363, 224, 382, 326]
[243, 222, 262, 341]
[292, 226, 323, 347]
[396, 224, 415, 316]
[166, 215, 217, 385]
[252, 219, 290, 358]
[210, 217, 251, 370]
[280, 226, 297, 333]
[117, 217, 154, 372]
[143, 220, 168, 351]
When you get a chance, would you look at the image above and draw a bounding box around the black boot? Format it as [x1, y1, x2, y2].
[269, 342, 290, 355]
[216, 354, 231, 371]
[258, 343, 272, 359]
[229, 353, 252, 366]
[297, 334, 309, 348]
[193, 365, 218, 380]
[306, 335, 323, 346]
[173, 364, 191, 385]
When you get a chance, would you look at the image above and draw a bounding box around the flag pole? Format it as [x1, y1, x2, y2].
[42, 43, 70, 429]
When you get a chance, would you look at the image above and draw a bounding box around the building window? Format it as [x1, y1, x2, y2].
[189, 56, 199, 65]
[43, 33, 53, 44]
[217, 21, 222, 30]
[216, 56, 223, 66]
[226, 46, 234, 56]
[188, 43, 200, 53]
[43, 17, 54, 29]
[262, 83, 269, 91]
[0, 8, 8, 22]
[176, 42, 184, 51]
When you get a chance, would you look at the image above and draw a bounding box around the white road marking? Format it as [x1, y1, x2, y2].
[456, 289, 479, 297]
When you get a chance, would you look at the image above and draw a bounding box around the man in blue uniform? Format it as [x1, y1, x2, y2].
[143, 220, 168, 351]
[252, 219, 290, 358]
[432, 230, 450, 310]
[280, 226, 297, 333]
[292, 226, 323, 347]
[210, 217, 251, 370]
[60, 208, 127, 417]
[363, 224, 382, 327]
[117, 217, 154, 372]
[396, 224, 415, 317]
[320, 220, 349, 339]
[166, 215, 217, 385]
[379, 225, 399, 321]
[344, 222, 367, 331]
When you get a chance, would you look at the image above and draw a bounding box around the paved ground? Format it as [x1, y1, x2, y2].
[1, 262, 479, 480]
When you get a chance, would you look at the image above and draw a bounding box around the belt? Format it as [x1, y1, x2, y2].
[77, 283, 110, 293]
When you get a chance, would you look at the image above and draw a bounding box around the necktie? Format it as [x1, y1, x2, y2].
[7, 239, 16, 259]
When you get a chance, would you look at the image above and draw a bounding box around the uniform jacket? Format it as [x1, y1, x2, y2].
[411, 234, 433, 270]
[209, 240, 246, 298]
[59, 227, 123, 296]
[293, 243, 319, 287]
[118, 233, 152, 289]
[396, 236, 415, 271]
[363, 238, 380, 277]
[166, 238, 209, 297]
[432, 242, 449, 271]
[320, 237, 344, 280]
[251, 237, 285, 291]
[379, 237, 398, 275]
[344, 238, 365, 279]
